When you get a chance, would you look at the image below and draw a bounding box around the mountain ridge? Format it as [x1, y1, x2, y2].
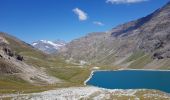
[58, 1, 170, 69]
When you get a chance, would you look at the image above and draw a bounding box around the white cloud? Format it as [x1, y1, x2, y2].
[106, 0, 148, 4]
[93, 21, 104, 26]
[73, 8, 88, 21]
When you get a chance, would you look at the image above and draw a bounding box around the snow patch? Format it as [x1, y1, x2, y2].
[32, 43, 38, 46]
[45, 46, 49, 48]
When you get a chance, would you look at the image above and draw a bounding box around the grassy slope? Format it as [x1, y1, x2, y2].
[121, 50, 153, 69]
[128, 54, 153, 69]
[0, 32, 91, 94]
[125, 50, 170, 69]
[0, 75, 45, 94]
[125, 51, 145, 62]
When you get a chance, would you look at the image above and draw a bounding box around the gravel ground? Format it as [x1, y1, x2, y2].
[1, 86, 170, 100]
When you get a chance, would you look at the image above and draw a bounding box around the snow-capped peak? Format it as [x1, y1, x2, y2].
[32, 40, 66, 54]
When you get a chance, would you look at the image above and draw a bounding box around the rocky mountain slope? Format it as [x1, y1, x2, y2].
[32, 40, 66, 54]
[0, 33, 62, 85]
[59, 1, 170, 69]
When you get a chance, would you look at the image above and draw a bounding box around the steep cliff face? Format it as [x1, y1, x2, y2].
[59, 2, 170, 69]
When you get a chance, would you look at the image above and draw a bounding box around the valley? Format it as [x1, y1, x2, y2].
[0, 1, 170, 100]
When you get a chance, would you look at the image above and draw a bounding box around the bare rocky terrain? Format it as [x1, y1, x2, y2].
[0, 35, 62, 84]
[1, 86, 170, 100]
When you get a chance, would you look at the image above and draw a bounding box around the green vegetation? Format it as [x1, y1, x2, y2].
[125, 50, 145, 62]
[128, 54, 153, 69]
[0, 75, 51, 94]
[0, 59, 91, 94]
[0, 66, 91, 94]
[97, 53, 116, 66]
[47, 67, 91, 84]
[123, 50, 154, 69]
[158, 59, 170, 70]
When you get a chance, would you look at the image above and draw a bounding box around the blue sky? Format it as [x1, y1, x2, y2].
[0, 0, 169, 43]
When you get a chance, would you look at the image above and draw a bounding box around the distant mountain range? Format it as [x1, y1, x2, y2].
[32, 40, 66, 54]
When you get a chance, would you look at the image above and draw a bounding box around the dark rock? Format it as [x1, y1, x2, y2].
[0, 54, 3, 58]
[16, 55, 24, 61]
[153, 52, 164, 59]
[3, 47, 14, 57]
[153, 41, 164, 50]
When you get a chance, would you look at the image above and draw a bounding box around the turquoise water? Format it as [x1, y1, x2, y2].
[86, 70, 170, 93]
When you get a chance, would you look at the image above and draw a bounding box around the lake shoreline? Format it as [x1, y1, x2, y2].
[84, 68, 170, 86]
[84, 70, 95, 85]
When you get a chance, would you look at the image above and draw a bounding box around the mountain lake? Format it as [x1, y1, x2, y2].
[86, 70, 170, 93]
